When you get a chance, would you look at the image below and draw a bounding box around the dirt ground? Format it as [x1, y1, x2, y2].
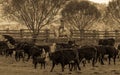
[0, 56, 120, 75]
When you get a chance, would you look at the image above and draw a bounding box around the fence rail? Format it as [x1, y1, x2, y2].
[1, 29, 120, 44]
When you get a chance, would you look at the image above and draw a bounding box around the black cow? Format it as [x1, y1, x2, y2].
[33, 56, 46, 69]
[56, 40, 77, 49]
[95, 45, 118, 65]
[2, 35, 16, 45]
[105, 46, 118, 65]
[15, 41, 33, 61]
[98, 38, 115, 46]
[77, 45, 97, 67]
[0, 35, 16, 57]
[49, 49, 80, 72]
[15, 41, 50, 61]
[37, 45, 50, 53]
[0, 41, 9, 55]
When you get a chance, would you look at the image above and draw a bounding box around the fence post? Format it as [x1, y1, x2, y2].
[92, 30, 99, 44]
[104, 30, 109, 38]
[6, 28, 9, 34]
[80, 29, 84, 40]
[70, 28, 73, 39]
[92, 30, 97, 39]
[20, 29, 23, 39]
[115, 30, 119, 40]
[45, 29, 50, 42]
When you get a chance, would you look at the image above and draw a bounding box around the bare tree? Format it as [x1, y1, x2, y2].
[2, 0, 66, 43]
[61, 1, 101, 38]
[107, 0, 120, 26]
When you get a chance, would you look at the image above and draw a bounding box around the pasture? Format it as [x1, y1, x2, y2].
[0, 55, 120, 75]
[0, 33, 119, 75]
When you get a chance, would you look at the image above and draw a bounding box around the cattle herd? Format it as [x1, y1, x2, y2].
[0, 35, 120, 72]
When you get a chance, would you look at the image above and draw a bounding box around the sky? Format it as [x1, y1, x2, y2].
[89, 0, 111, 4]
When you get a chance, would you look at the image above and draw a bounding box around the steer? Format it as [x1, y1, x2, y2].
[49, 49, 80, 72]
[78, 45, 97, 67]
[98, 38, 115, 46]
[105, 46, 118, 65]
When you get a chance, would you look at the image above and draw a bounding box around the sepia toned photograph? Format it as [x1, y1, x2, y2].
[0, 0, 120, 75]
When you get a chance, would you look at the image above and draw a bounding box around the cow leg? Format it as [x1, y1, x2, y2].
[50, 62, 55, 72]
[61, 63, 65, 72]
[27, 54, 31, 61]
[69, 63, 73, 71]
[113, 55, 116, 65]
[35, 62, 37, 69]
[41, 63, 43, 69]
[76, 61, 81, 71]
[18, 56, 20, 61]
[43, 62, 45, 69]
[108, 55, 111, 65]
[100, 55, 104, 65]
[22, 55, 25, 62]
[82, 60, 86, 67]
[92, 59, 95, 67]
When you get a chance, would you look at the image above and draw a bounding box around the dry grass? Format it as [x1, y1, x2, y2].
[0, 56, 120, 75]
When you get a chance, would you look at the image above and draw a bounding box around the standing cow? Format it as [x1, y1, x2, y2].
[49, 49, 80, 72]
[78, 45, 97, 67]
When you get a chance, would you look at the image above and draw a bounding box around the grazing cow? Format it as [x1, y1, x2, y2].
[98, 38, 115, 46]
[49, 49, 80, 72]
[77, 45, 97, 67]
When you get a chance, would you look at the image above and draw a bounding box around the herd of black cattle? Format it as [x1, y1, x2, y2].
[0, 35, 120, 72]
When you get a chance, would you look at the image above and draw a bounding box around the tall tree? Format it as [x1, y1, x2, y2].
[2, 0, 66, 42]
[107, 0, 120, 25]
[61, 1, 101, 38]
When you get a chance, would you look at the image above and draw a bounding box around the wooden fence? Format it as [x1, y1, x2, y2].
[0, 29, 120, 44]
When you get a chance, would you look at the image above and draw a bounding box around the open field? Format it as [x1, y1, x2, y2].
[0, 55, 120, 75]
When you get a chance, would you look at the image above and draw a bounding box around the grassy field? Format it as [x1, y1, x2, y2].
[0, 55, 120, 75]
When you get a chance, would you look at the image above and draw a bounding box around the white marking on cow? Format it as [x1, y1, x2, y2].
[41, 48, 46, 58]
[50, 43, 56, 53]
[7, 41, 15, 49]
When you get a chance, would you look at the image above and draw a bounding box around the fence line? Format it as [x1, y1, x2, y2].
[0, 29, 120, 44]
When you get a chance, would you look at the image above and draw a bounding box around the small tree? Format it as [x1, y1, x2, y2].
[61, 1, 101, 38]
[2, 0, 66, 43]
